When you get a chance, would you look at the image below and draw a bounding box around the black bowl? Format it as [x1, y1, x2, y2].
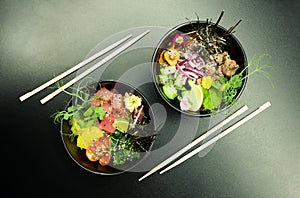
[61, 80, 156, 175]
[151, 20, 248, 117]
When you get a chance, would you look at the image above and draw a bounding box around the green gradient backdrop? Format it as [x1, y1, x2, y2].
[1, 0, 299, 197]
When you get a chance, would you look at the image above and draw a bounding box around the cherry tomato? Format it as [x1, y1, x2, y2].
[101, 135, 112, 147]
[99, 154, 111, 166]
[85, 136, 112, 166]
[98, 136, 112, 166]
[85, 148, 99, 162]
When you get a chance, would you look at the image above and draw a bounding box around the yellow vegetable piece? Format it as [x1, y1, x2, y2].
[201, 76, 213, 89]
[163, 48, 180, 66]
[76, 136, 86, 150]
[76, 126, 104, 149]
[70, 119, 82, 135]
[159, 50, 168, 66]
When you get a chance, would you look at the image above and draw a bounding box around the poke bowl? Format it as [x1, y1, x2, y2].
[151, 17, 248, 117]
[56, 80, 156, 175]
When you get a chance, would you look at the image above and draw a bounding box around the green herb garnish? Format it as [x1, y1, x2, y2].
[222, 53, 273, 105]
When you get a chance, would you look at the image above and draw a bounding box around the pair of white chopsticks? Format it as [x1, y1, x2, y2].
[19, 30, 150, 104]
[138, 101, 271, 181]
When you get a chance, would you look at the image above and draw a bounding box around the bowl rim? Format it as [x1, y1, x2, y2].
[60, 79, 157, 175]
[151, 20, 248, 117]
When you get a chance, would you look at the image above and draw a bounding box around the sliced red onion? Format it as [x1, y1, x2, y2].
[184, 70, 199, 79]
[184, 65, 206, 77]
[176, 64, 195, 80]
[178, 58, 189, 66]
[188, 61, 198, 68]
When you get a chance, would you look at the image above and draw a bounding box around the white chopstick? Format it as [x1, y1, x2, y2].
[19, 34, 133, 102]
[159, 101, 271, 175]
[138, 104, 249, 182]
[40, 30, 150, 104]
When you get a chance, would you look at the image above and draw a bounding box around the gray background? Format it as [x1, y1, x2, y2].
[1, 0, 299, 197]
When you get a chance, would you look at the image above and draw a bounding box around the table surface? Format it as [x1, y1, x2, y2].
[1, 0, 299, 197]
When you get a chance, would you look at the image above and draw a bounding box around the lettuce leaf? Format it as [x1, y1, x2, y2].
[202, 87, 222, 111]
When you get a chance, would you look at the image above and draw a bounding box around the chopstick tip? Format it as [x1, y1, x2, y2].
[159, 168, 167, 175]
[141, 30, 150, 36]
[40, 97, 48, 104]
[138, 176, 146, 182]
[261, 101, 271, 109]
[19, 93, 31, 102]
[19, 96, 25, 102]
[143, 30, 150, 37]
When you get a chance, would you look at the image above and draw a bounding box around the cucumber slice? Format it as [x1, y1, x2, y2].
[162, 84, 177, 100]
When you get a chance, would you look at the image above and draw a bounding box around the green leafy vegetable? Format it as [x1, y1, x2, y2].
[202, 86, 223, 111]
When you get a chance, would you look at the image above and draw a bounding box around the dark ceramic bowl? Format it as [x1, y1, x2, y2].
[151, 21, 248, 117]
[61, 80, 156, 175]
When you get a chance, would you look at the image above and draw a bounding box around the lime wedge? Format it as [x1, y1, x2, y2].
[115, 118, 130, 132]
[188, 80, 203, 111]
